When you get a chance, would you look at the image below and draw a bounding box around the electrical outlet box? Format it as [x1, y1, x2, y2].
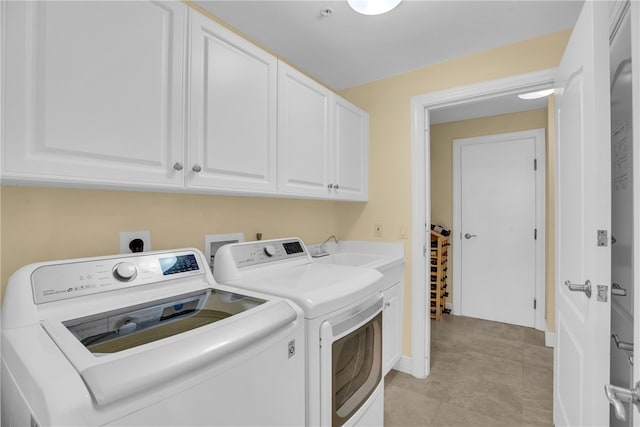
[374, 223, 383, 237]
[119, 231, 151, 254]
[204, 233, 245, 272]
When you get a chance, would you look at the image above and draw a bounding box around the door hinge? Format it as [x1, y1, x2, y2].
[533, 298, 537, 310]
[534, 158, 537, 171]
[534, 228, 537, 240]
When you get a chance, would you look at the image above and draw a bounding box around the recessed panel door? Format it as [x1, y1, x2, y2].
[553, 2, 611, 426]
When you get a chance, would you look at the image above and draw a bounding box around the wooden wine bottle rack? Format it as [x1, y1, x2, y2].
[430, 230, 449, 320]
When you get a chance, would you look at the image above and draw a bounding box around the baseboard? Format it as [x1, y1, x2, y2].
[545, 331, 556, 348]
[392, 356, 413, 375]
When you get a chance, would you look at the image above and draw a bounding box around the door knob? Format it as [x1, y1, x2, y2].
[564, 280, 592, 298]
[464, 233, 477, 239]
[192, 164, 202, 173]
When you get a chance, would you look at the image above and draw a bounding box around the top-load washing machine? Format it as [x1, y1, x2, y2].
[1, 248, 305, 426]
[214, 238, 384, 427]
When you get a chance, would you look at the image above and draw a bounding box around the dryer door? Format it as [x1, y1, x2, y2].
[320, 296, 383, 427]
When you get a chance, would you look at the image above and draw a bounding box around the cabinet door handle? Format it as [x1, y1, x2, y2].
[334, 184, 339, 190]
[327, 183, 333, 189]
[173, 162, 183, 171]
[192, 164, 202, 173]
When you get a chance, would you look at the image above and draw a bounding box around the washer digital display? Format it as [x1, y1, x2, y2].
[159, 254, 199, 276]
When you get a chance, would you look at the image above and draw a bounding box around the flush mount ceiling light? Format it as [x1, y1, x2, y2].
[517, 88, 555, 100]
[347, 0, 402, 15]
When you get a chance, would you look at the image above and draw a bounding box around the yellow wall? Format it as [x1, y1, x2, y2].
[339, 30, 570, 354]
[0, 15, 571, 359]
[0, 187, 342, 298]
[430, 109, 554, 330]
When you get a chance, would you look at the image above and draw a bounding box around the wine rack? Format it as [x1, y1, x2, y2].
[430, 230, 449, 320]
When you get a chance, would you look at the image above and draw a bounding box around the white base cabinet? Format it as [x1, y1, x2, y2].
[381, 265, 404, 376]
[2, 2, 368, 201]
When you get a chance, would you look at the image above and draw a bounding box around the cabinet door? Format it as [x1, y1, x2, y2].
[277, 61, 331, 198]
[332, 96, 369, 201]
[188, 10, 277, 194]
[2, 1, 186, 189]
[383, 282, 403, 376]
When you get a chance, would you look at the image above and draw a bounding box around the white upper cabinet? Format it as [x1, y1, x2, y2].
[2, 2, 368, 200]
[277, 61, 369, 201]
[2, 1, 187, 189]
[188, 10, 277, 194]
[332, 95, 369, 201]
[277, 61, 332, 198]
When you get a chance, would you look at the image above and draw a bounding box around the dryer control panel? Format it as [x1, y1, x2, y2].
[31, 250, 205, 304]
[229, 238, 308, 268]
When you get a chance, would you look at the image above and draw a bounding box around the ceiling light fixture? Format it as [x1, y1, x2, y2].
[347, 0, 402, 15]
[517, 88, 554, 100]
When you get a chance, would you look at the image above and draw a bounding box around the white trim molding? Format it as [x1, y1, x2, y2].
[410, 67, 557, 379]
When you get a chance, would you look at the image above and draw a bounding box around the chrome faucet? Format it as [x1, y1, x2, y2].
[313, 235, 338, 257]
[321, 235, 339, 246]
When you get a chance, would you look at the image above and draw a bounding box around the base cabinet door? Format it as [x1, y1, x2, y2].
[2, 1, 187, 189]
[383, 282, 403, 376]
[188, 10, 277, 194]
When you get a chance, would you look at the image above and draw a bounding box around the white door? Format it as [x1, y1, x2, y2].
[553, 2, 611, 426]
[455, 130, 542, 327]
[188, 10, 277, 194]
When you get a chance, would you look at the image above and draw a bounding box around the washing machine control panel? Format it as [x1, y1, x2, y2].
[31, 250, 205, 304]
[230, 238, 308, 268]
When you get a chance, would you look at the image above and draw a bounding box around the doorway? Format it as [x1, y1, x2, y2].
[409, 68, 556, 378]
[453, 129, 545, 328]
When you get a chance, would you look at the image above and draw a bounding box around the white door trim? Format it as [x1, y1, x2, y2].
[452, 129, 546, 331]
[409, 68, 556, 379]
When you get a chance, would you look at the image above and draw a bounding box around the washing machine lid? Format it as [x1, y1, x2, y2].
[221, 262, 382, 318]
[42, 288, 298, 406]
[62, 287, 266, 354]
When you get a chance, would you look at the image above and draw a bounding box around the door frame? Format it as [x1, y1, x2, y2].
[452, 129, 546, 330]
[410, 68, 556, 378]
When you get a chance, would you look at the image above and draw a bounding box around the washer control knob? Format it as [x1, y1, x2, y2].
[263, 245, 276, 257]
[113, 262, 137, 281]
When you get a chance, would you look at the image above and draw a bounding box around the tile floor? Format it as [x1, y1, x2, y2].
[384, 315, 554, 426]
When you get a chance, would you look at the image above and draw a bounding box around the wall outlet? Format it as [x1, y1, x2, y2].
[119, 230, 151, 254]
[399, 225, 408, 239]
[374, 223, 384, 237]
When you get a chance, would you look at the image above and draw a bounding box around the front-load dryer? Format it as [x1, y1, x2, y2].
[214, 237, 384, 427]
[1, 248, 305, 426]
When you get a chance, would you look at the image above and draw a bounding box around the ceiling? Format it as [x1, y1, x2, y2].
[195, 0, 583, 123]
